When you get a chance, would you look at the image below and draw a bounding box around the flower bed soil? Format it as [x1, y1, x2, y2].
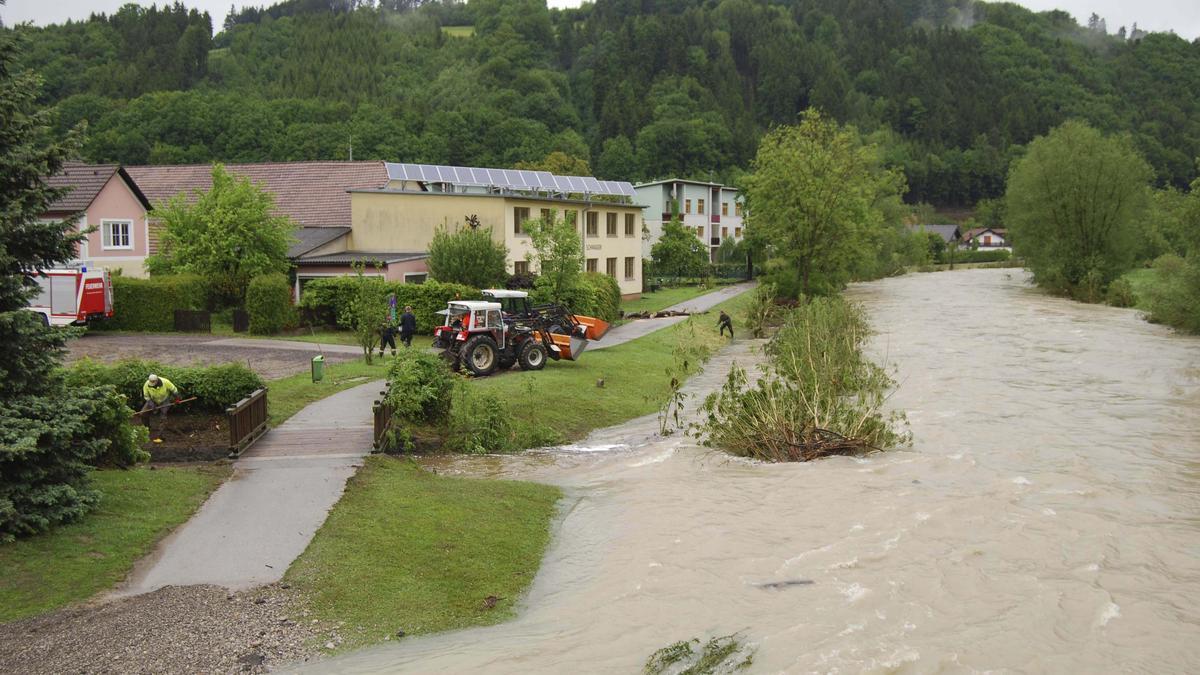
[135, 413, 230, 462]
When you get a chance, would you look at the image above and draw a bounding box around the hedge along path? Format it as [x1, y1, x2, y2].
[116, 378, 381, 594]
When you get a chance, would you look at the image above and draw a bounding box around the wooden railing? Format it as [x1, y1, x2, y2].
[372, 391, 392, 453]
[227, 388, 269, 457]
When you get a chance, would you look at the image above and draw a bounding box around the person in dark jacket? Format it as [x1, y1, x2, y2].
[378, 321, 397, 356]
[399, 305, 417, 347]
[717, 310, 734, 338]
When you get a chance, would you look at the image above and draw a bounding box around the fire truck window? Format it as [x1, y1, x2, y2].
[51, 275, 75, 315]
[32, 277, 51, 307]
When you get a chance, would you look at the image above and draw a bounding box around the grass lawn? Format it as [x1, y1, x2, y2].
[474, 290, 752, 445]
[620, 285, 717, 315]
[0, 464, 230, 623]
[266, 357, 390, 426]
[440, 25, 475, 37]
[1120, 267, 1156, 310]
[286, 455, 560, 649]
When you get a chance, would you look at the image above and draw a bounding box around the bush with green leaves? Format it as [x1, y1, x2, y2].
[444, 385, 514, 454]
[245, 272, 295, 334]
[94, 274, 207, 331]
[298, 277, 476, 334]
[938, 248, 1011, 264]
[1144, 253, 1200, 333]
[427, 225, 508, 288]
[381, 349, 456, 450]
[696, 296, 909, 462]
[62, 359, 264, 414]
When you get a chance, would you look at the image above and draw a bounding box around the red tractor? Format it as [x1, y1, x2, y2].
[431, 290, 609, 377]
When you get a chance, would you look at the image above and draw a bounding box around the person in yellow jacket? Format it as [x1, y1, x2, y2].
[141, 373, 180, 441]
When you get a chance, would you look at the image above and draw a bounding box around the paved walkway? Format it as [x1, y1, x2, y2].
[117, 379, 384, 595]
[590, 281, 755, 351]
[203, 336, 363, 355]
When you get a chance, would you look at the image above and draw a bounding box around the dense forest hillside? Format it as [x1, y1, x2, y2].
[7, 0, 1199, 206]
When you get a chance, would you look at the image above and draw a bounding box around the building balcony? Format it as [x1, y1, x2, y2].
[710, 215, 720, 223]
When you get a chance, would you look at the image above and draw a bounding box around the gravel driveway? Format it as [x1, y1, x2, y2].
[66, 334, 362, 381]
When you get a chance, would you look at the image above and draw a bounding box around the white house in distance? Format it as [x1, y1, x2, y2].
[961, 227, 1010, 251]
[634, 179, 744, 262]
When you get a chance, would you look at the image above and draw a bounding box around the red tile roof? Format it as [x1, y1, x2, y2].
[45, 162, 119, 213]
[125, 161, 388, 227]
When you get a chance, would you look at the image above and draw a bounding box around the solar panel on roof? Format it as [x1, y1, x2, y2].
[582, 177, 603, 193]
[501, 170, 523, 188]
[435, 165, 455, 182]
[535, 172, 557, 189]
[568, 176, 588, 192]
[471, 168, 491, 185]
[487, 169, 509, 188]
[614, 181, 636, 197]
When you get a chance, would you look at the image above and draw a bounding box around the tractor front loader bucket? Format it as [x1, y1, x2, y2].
[573, 315, 610, 340]
[547, 333, 588, 361]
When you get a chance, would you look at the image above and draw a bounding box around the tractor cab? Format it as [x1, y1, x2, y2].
[481, 289, 532, 318]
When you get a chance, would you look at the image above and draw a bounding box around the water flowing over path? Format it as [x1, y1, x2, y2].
[298, 269, 1200, 674]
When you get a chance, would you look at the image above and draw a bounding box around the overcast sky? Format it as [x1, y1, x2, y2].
[2, 0, 1197, 39]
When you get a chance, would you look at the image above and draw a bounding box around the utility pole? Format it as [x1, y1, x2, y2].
[348, 134, 353, 162]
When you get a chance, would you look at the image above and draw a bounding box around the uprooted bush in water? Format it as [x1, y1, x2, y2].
[644, 633, 756, 674]
[695, 296, 909, 461]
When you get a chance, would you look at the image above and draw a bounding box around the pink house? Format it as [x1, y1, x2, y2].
[44, 163, 153, 277]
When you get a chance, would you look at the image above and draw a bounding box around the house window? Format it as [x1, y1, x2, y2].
[722, 203, 729, 216]
[540, 208, 554, 223]
[734, 203, 743, 217]
[624, 256, 635, 279]
[735, 227, 742, 237]
[624, 213, 635, 237]
[606, 257, 617, 278]
[586, 258, 598, 273]
[698, 198, 706, 214]
[606, 212, 618, 237]
[404, 273, 427, 284]
[586, 212, 598, 236]
[514, 261, 529, 275]
[696, 226, 704, 237]
[514, 207, 530, 235]
[721, 226, 728, 238]
[684, 199, 692, 214]
[565, 210, 578, 226]
[102, 219, 133, 250]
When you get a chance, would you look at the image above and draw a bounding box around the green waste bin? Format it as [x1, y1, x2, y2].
[311, 354, 325, 382]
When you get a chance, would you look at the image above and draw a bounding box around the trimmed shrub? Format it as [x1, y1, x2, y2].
[298, 278, 476, 334]
[62, 359, 264, 414]
[580, 272, 620, 322]
[97, 274, 207, 331]
[246, 273, 295, 334]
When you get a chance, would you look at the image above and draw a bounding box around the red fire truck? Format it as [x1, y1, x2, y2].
[27, 267, 114, 327]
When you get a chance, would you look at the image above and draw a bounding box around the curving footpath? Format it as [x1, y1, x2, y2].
[115, 282, 753, 595]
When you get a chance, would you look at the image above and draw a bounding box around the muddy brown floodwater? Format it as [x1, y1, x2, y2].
[293, 269, 1200, 674]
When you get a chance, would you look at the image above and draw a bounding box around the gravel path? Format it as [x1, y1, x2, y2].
[0, 584, 336, 674]
[66, 334, 361, 380]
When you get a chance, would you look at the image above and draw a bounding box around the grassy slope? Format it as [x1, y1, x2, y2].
[0, 464, 230, 623]
[266, 358, 390, 426]
[1120, 267, 1156, 310]
[475, 291, 751, 444]
[620, 285, 714, 315]
[286, 456, 560, 648]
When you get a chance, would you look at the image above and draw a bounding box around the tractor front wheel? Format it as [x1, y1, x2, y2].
[518, 341, 547, 371]
[462, 335, 499, 376]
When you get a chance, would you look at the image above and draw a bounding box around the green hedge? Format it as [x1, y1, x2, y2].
[580, 272, 620, 322]
[246, 273, 295, 334]
[96, 275, 207, 331]
[62, 359, 264, 414]
[298, 278, 477, 334]
[939, 249, 1012, 264]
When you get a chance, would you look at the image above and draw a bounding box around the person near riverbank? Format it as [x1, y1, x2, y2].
[142, 374, 180, 441]
[399, 305, 417, 348]
[378, 321, 397, 356]
[718, 310, 734, 338]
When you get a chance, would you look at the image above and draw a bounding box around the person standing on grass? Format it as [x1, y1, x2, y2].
[378, 321, 397, 356]
[399, 305, 417, 348]
[718, 310, 734, 338]
[142, 374, 180, 442]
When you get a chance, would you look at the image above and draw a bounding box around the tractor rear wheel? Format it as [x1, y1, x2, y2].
[518, 340, 547, 371]
[462, 335, 499, 376]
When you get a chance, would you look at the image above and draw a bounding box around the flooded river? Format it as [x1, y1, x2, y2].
[302, 269, 1200, 673]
